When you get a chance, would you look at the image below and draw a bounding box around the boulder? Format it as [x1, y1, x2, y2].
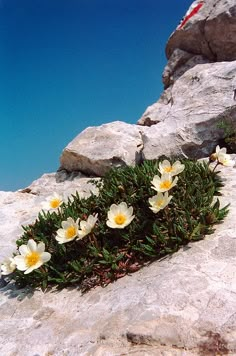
[166, 0, 236, 62]
[59, 60, 236, 173]
[138, 61, 236, 158]
[162, 49, 210, 89]
[60, 121, 144, 176]
[162, 0, 236, 90]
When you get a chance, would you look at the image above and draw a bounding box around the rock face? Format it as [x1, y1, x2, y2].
[0, 163, 236, 355]
[139, 61, 236, 159]
[166, 0, 236, 63]
[60, 121, 144, 176]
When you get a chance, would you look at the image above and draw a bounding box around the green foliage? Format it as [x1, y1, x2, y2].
[11, 158, 228, 292]
[217, 119, 236, 152]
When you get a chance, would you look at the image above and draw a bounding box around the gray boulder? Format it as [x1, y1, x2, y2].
[138, 61, 236, 158]
[162, 0, 236, 90]
[60, 121, 144, 176]
[166, 0, 236, 62]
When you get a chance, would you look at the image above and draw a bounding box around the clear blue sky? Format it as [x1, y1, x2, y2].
[0, 0, 192, 191]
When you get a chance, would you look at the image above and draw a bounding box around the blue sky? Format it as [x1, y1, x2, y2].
[0, 0, 192, 191]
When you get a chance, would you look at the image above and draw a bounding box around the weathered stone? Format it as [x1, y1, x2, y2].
[138, 60, 236, 158]
[60, 121, 144, 176]
[26, 171, 99, 198]
[0, 162, 236, 355]
[162, 50, 210, 89]
[166, 0, 236, 62]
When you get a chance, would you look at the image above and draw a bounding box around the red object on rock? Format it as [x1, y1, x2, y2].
[178, 1, 204, 29]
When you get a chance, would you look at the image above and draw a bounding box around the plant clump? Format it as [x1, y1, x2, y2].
[0, 154, 230, 292]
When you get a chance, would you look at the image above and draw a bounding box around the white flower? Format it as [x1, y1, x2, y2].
[210, 145, 227, 161]
[14, 240, 51, 274]
[149, 192, 173, 213]
[1, 257, 16, 275]
[41, 192, 64, 211]
[77, 214, 98, 240]
[218, 152, 235, 167]
[159, 159, 185, 176]
[55, 217, 80, 244]
[106, 202, 135, 229]
[151, 173, 178, 193]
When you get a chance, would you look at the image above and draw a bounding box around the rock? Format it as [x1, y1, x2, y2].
[138, 60, 236, 158]
[166, 0, 236, 62]
[26, 171, 99, 198]
[0, 163, 236, 355]
[58, 61, 236, 171]
[162, 50, 210, 89]
[60, 121, 144, 176]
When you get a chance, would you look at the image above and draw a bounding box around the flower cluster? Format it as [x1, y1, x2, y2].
[0, 148, 232, 283]
[0, 159, 184, 277]
[210, 145, 235, 168]
[55, 214, 98, 244]
[149, 160, 185, 213]
[0, 240, 51, 276]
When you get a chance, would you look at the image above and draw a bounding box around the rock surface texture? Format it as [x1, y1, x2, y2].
[1, 0, 236, 354]
[60, 121, 144, 176]
[0, 162, 236, 355]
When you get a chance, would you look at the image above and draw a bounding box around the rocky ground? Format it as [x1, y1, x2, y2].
[0, 159, 236, 355]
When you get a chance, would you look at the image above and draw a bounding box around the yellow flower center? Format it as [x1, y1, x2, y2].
[66, 226, 76, 239]
[50, 198, 61, 209]
[26, 252, 40, 267]
[160, 180, 172, 190]
[114, 214, 126, 225]
[164, 166, 173, 173]
[155, 199, 163, 208]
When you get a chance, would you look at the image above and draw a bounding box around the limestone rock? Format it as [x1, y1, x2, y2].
[26, 171, 99, 198]
[162, 50, 210, 89]
[60, 61, 236, 169]
[60, 121, 144, 176]
[166, 0, 236, 62]
[138, 61, 236, 158]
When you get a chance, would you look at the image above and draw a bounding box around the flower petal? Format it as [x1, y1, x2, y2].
[27, 239, 37, 252]
[37, 242, 45, 254]
[18, 244, 29, 257]
[40, 252, 51, 263]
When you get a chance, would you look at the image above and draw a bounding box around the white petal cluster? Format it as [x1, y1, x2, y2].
[55, 217, 80, 244]
[106, 202, 135, 229]
[218, 152, 235, 167]
[41, 192, 64, 211]
[1, 257, 16, 276]
[210, 145, 227, 161]
[159, 159, 185, 176]
[211, 145, 235, 167]
[151, 173, 178, 193]
[14, 240, 51, 274]
[149, 192, 172, 213]
[77, 214, 98, 240]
